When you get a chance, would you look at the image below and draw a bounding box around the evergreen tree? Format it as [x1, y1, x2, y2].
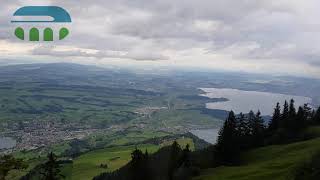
[145, 149, 149, 158]
[303, 104, 312, 119]
[179, 144, 192, 169]
[237, 113, 250, 150]
[143, 149, 152, 180]
[217, 111, 240, 164]
[289, 99, 297, 120]
[130, 148, 151, 180]
[173, 144, 197, 180]
[269, 102, 281, 132]
[238, 113, 248, 136]
[286, 99, 297, 133]
[302, 104, 312, 126]
[314, 107, 320, 124]
[247, 110, 255, 135]
[168, 141, 182, 180]
[0, 155, 27, 180]
[294, 106, 305, 132]
[40, 152, 63, 180]
[251, 111, 265, 147]
[280, 100, 289, 128]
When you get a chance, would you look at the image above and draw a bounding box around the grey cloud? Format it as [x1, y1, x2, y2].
[32, 45, 168, 61]
[0, 0, 320, 77]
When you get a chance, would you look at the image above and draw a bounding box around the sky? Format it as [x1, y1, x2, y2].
[0, 0, 320, 78]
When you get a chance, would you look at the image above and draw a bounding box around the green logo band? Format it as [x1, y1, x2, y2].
[14, 27, 69, 41]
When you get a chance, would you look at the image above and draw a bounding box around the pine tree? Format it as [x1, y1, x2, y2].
[40, 152, 63, 180]
[237, 113, 250, 150]
[143, 149, 152, 180]
[314, 107, 320, 124]
[303, 104, 312, 126]
[251, 111, 265, 147]
[130, 148, 151, 180]
[217, 111, 240, 164]
[173, 144, 195, 180]
[294, 106, 305, 132]
[289, 99, 297, 121]
[269, 102, 281, 132]
[144, 149, 149, 158]
[280, 100, 289, 128]
[246, 110, 256, 136]
[168, 141, 182, 180]
[131, 148, 143, 180]
[181, 144, 191, 168]
[238, 113, 247, 136]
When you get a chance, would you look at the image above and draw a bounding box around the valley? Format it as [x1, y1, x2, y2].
[0, 63, 320, 179]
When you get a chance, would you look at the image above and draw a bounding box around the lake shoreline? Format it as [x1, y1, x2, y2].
[0, 137, 16, 150]
[199, 87, 312, 115]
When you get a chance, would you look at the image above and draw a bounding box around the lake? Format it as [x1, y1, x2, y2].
[0, 137, 16, 150]
[200, 88, 312, 115]
[190, 129, 219, 144]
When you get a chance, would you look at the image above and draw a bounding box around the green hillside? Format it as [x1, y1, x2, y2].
[68, 138, 194, 180]
[194, 136, 320, 180]
[71, 144, 158, 180]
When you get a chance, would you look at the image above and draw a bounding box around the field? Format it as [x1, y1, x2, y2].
[0, 63, 224, 132]
[2, 63, 319, 130]
[67, 138, 194, 180]
[71, 144, 158, 180]
[194, 132, 320, 180]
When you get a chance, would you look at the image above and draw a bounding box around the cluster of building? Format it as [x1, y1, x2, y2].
[1, 120, 99, 151]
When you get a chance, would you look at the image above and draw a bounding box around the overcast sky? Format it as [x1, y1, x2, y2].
[1, 0, 320, 78]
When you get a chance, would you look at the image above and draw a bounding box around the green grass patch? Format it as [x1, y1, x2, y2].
[194, 137, 320, 180]
[71, 144, 158, 180]
[69, 138, 194, 180]
[305, 126, 320, 138]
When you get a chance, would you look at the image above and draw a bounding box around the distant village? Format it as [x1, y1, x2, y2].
[1, 120, 101, 152]
[0, 106, 199, 154]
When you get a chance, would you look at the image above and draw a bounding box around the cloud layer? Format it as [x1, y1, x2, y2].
[1, 0, 320, 78]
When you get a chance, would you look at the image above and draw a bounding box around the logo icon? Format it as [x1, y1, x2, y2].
[12, 6, 72, 41]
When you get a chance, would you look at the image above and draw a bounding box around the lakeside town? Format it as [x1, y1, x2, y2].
[0, 120, 102, 152]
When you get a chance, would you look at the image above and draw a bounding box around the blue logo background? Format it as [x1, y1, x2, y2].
[12, 6, 71, 23]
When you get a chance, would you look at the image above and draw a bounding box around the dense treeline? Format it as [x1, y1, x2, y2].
[93, 142, 198, 180]
[94, 100, 320, 180]
[216, 99, 320, 165]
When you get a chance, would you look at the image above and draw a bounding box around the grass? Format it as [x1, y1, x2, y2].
[6, 158, 46, 180]
[161, 137, 195, 150]
[69, 138, 194, 180]
[194, 137, 320, 180]
[9, 130, 191, 180]
[60, 162, 73, 180]
[305, 126, 320, 138]
[71, 144, 158, 180]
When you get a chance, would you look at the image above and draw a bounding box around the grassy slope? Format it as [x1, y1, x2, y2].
[71, 138, 194, 180]
[194, 136, 320, 180]
[71, 144, 159, 180]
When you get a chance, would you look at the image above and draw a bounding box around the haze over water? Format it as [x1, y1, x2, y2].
[0, 137, 16, 150]
[200, 88, 312, 115]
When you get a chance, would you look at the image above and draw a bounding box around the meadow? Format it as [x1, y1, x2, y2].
[194, 127, 320, 180]
[68, 138, 194, 180]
